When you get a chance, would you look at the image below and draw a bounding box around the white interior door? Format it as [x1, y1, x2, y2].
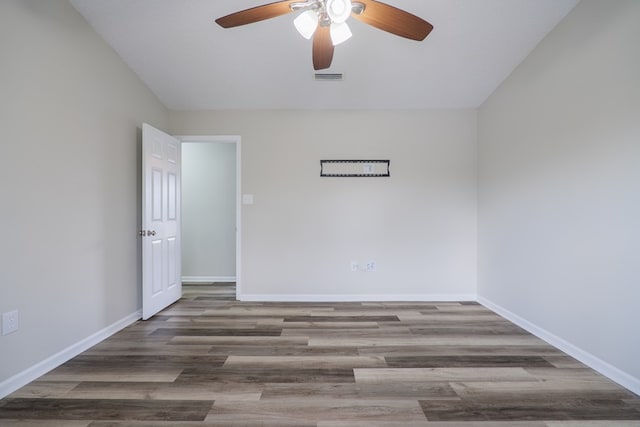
[142, 123, 181, 320]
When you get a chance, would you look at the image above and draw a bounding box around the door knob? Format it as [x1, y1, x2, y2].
[148, 230, 157, 236]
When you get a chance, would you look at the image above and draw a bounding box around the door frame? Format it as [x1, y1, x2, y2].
[176, 135, 242, 299]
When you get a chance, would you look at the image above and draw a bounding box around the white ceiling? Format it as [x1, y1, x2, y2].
[70, 0, 579, 110]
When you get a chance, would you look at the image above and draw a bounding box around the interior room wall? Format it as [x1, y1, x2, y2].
[478, 0, 640, 392]
[0, 0, 168, 395]
[181, 142, 237, 282]
[170, 110, 478, 300]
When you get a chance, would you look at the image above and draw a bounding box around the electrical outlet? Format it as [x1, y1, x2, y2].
[366, 261, 376, 272]
[350, 261, 359, 272]
[2, 310, 19, 335]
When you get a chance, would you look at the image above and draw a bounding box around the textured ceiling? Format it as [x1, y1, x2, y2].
[70, 0, 579, 110]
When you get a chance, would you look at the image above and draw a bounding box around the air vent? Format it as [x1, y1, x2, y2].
[314, 73, 344, 81]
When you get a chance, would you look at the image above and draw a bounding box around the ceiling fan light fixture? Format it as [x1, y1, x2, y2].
[294, 10, 318, 40]
[326, 0, 352, 24]
[330, 21, 352, 46]
[215, 0, 433, 70]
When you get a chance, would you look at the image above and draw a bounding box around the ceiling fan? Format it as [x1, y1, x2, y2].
[215, 0, 433, 70]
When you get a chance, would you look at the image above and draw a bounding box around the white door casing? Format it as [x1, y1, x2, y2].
[175, 135, 242, 299]
[142, 123, 181, 320]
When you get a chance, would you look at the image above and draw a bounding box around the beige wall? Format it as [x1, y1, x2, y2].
[478, 0, 640, 390]
[171, 110, 478, 300]
[0, 0, 168, 390]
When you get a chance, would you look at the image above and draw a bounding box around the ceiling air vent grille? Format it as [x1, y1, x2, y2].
[314, 73, 344, 81]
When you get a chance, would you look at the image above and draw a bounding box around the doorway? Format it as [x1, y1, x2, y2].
[178, 136, 241, 299]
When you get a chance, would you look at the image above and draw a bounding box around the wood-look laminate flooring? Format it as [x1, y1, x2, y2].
[1, 283, 639, 426]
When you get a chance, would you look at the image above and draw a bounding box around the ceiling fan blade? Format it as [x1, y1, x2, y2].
[352, 0, 433, 41]
[313, 25, 334, 70]
[216, 1, 297, 28]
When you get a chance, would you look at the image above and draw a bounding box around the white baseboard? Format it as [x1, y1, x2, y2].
[239, 293, 477, 302]
[478, 296, 640, 396]
[0, 310, 141, 399]
[182, 276, 236, 284]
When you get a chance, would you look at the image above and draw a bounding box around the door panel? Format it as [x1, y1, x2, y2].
[151, 239, 163, 295]
[168, 237, 178, 289]
[168, 173, 177, 220]
[152, 168, 163, 221]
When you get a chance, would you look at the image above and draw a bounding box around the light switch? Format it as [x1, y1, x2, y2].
[242, 194, 254, 205]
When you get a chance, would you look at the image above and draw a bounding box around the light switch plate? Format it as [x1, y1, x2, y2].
[2, 310, 19, 335]
[242, 194, 254, 205]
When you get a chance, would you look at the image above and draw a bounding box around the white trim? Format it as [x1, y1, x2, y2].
[235, 137, 242, 299]
[176, 135, 242, 301]
[175, 135, 239, 144]
[182, 276, 236, 284]
[478, 296, 640, 396]
[239, 294, 477, 302]
[0, 310, 141, 399]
